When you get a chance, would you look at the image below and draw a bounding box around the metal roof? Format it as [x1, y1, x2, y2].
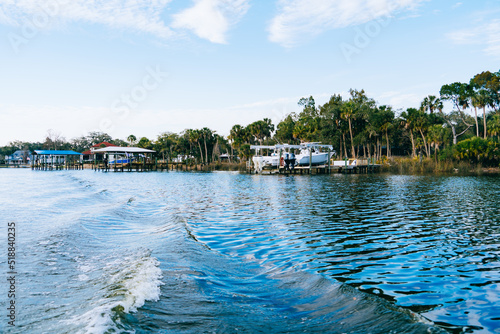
[250, 145, 277, 150]
[34, 150, 83, 155]
[92, 147, 156, 154]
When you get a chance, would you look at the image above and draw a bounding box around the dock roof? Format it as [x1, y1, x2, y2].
[34, 150, 83, 155]
[92, 147, 156, 154]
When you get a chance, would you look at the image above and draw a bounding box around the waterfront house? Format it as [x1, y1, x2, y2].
[6, 150, 32, 164]
[82, 142, 117, 162]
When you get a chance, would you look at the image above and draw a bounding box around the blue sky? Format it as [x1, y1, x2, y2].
[0, 0, 499, 145]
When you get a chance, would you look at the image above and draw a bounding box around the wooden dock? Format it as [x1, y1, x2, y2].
[248, 159, 381, 175]
[92, 161, 219, 172]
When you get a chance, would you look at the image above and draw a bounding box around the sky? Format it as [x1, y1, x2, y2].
[0, 0, 499, 146]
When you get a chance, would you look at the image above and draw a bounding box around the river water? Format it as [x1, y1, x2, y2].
[0, 169, 499, 333]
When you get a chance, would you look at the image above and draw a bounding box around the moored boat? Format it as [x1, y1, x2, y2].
[293, 143, 334, 166]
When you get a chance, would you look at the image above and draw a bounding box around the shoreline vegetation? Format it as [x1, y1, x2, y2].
[2, 69, 500, 175]
[380, 157, 500, 176]
[2, 159, 499, 176]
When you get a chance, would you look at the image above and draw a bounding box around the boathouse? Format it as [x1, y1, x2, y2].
[32, 150, 83, 170]
[91, 146, 157, 172]
[82, 141, 117, 162]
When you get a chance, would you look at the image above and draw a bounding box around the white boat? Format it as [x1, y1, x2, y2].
[264, 152, 280, 167]
[251, 145, 279, 173]
[251, 143, 335, 172]
[294, 143, 334, 166]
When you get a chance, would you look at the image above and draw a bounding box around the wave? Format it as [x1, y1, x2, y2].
[64, 249, 163, 334]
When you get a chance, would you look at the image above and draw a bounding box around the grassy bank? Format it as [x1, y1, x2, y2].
[381, 157, 500, 175]
[210, 162, 247, 172]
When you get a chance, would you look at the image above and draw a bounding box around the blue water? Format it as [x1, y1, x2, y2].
[0, 169, 499, 333]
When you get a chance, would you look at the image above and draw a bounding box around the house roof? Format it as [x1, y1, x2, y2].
[82, 142, 118, 155]
[92, 147, 156, 154]
[92, 142, 117, 148]
[34, 150, 82, 155]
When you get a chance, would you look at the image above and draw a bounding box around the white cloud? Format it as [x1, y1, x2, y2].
[377, 91, 421, 110]
[171, 0, 250, 44]
[268, 0, 426, 47]
[0, 0, 173, 38]
[447, 19, 500, 58]
[0, 0, 251, 43]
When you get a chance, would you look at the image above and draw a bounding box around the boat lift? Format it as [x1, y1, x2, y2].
[250, 143, 335, 174]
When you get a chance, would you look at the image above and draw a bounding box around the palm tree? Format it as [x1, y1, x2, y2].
[229, 125, 247, 148]
[476, 89, 491, 139]
[471, 93, 480, 137]
[200, 128, 214, 164]
[341, 100, 357, 158]
[427, 124, 446, 161]
[413, 109, 431, 157]
[488, 114, 500, 140]
[400, 108, 418, 158]
[378, 106, 394, 158]
[420, 95, 443, 114]
[127, 135, 137, 146]
[186, 129, 203, 164]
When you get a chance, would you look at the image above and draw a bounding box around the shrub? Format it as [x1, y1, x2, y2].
[455, 137, 500, 166]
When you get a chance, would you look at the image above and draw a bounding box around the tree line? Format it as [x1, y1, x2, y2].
[2, 69, 499, 167]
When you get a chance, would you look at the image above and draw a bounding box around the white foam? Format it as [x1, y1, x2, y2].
[65, 249, 163, 334]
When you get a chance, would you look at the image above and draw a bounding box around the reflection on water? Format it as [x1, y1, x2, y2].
[174, 173, 500, 333]
[0, 170, 498, 333]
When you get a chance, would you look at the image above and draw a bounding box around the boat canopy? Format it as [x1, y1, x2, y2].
[92, 147, 156, 154]
[275, 144, 303, 149]
[250, 145, 277, 150]
[300, 142, 333, 149]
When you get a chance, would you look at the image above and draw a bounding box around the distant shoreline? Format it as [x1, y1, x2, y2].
[1, 161, 499, 176]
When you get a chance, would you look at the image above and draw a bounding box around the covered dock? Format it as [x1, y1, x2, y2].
[248, 143, 380, 175]
[91, 146, 162, 172]
[32, 150, 83, 170]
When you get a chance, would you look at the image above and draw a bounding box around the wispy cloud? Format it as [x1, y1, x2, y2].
[0, 0, 174, 38]
[377, 91, 421, 110]
[447, 19, 500, 57]
[171, 0, 250, 44]
[268, 0, 427, 47]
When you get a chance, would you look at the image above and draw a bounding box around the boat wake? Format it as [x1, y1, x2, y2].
[64, 249, 163, 334]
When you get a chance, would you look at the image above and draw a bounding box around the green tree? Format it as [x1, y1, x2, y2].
[155, 132, 178, 161]
[378, 105, 395, 158]
[137, 137, 153, 149]
[294, 96, 321, 142]
[471, 70, 500, 112]
[238, 144, 252, 161]
[200, 127, 215, 164]
[127, 135, 137, 146]
[400, 108, 419, 158]
[341, 100, 357, 158]
[186, 129, 204, 164]
[427, 124, 447, 158]
[275, 114, 297, 144]
[228, 124, 249, 160]
[440, 83, 474, 144]
[488, 114, 500, 140]
[420, 95, 443, 114]
[455, 137, 500, 166]
[247, 119, 274, 144]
